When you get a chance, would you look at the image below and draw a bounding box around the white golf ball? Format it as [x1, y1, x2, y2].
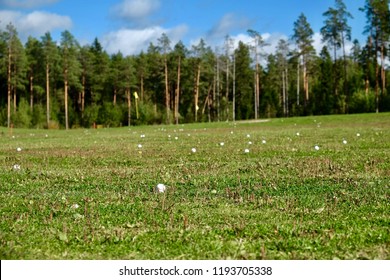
[244, 148, 250, 153]
[137, 144, 142, 148]
[343, 140, 347, 144]
[356, 133, 360, 137]
[191, 148, 196, 153]
[314, 145, 320, 151]
[156, 183, 166, 193]
[13, 164, 21, 171]
[262, 140, 266, 144]
[220, 142, 225, 146]
[16, 147, 22, 152]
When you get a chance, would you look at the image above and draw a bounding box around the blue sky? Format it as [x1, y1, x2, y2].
[0, 0, 368, 56]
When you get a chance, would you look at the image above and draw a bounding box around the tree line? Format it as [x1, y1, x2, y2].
[0, 0, 389, 129]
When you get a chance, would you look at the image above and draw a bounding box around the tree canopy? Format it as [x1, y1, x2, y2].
[0, 0, 389, 128]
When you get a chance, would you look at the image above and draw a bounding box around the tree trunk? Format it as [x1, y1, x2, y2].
[380, 44, 386, 96]
[341, 32, 349, 112]
[127, 89, 131, 126]
[140, 73, 144, 102]
[232, 53, 236, 122]
[375, 31, 379, 113]
[64, 73, 69, 130]
[46, 63, 50, 128]
[13, 84, 17, 114]
[175, 56, 181, 125]
[7, 47, 11, 128]
[216, 57, 220, 121]
[113, 88, 117, 106]
[286, 67, 289, 116]
[255, 63, 260, 119]
[282, 70, 286, 116]
[226, 56, 229, 120]
[164, 56, 170, 124]
[303, 57, 309, 102]
[194, 63, 201, 122]
[297, 57, 300, 106]
[30, 75, 34, 111]
[81, 73, 85, 119]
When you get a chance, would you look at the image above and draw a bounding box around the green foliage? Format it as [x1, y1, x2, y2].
[98, 102, 123, 127]
[137, 102, 162, 125]
[82, 103, 100, 127]
[31, 104, 46, 128]
[349, 90, 376, 113]
[13, 98, 31, 128]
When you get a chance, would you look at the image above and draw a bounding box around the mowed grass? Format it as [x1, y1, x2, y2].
[0, 113, 389, 260]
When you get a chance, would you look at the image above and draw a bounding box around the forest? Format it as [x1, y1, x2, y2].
[0, 0, 389, 129]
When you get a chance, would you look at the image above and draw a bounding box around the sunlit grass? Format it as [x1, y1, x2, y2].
[0, 113, 389, 259]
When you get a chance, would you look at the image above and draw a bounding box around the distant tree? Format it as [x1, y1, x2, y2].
[60, 30, 81, 129]
[172, 41, 187, 124]
[135, 51, 148, 102]
[145, 43, 164, 119]
[361, 0, 390, 112]
[2, 24, 27, 127]
[78, 45, 93, 120]
[263, 54, 281, 117]
[292, 13, 315, 107]
[276, 39, 290, 116]
[247, 29, 268, 119]
[223, 35, 234, 120]
[41, 32, 59, 128]
[234, 41, 254, 120]
[321, 0, 353, 110]
[25, 36, 43, 111]
[90, 38, 110, 104]
[190, 39, 208, 122]
[122, 56, 136, 126]
[315, 46, 334, 114]
[157, 33, 172, 123]
[10, 30, 27, 115]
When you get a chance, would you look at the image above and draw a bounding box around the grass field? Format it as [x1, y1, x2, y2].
[0, 113, 389, 260]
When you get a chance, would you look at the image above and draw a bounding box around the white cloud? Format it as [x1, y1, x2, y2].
[102, 24, 188, 56]
[0, 0, 59, 8]
[0, 10, 72, 39]
[312, 32, 324, 55]
[207, 13, 252, 42]
[229, 32, 289, 65]
[111, 0, 160, 24]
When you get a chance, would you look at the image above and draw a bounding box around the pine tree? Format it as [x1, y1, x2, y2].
[292, 13, 315, 108]
[60, 30, 81, 129]
[25, 36, 43, 111]
[157, 33, 172, 124]
[41, 32, 58, 128]
[234, 41, 254, 120]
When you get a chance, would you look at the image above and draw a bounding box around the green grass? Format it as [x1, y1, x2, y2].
[0, 113, 389, 259]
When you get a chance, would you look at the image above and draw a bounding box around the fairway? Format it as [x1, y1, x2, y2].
[0, 113, 389, 259]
